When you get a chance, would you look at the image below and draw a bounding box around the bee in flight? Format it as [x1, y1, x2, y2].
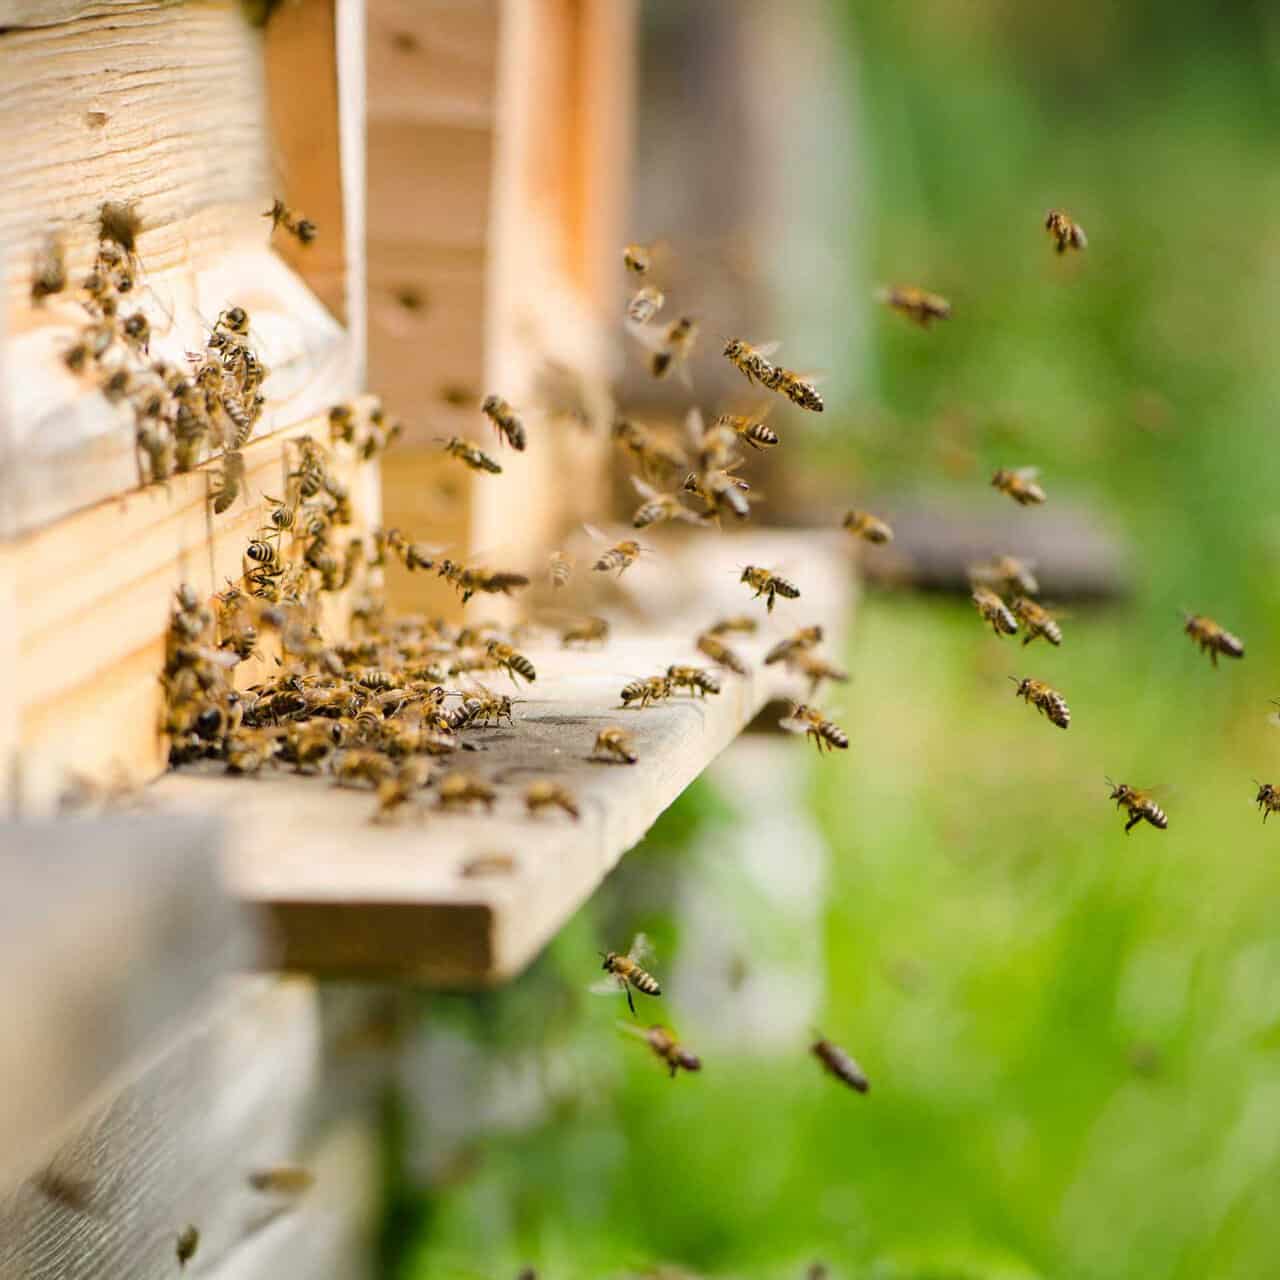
[264, 198, 317, 245]
[630, 477, 706, 529]
[968, 554, 1039, 597]
[1011, 676, 1070, 729]
[875, 285, 951, 328]
[971, 586, 1018, 637]
[593, 933, 661, 1015]
[740, 566, 801, 613]
[441, 436, 502, 474]
[811, 1034, 869, 1094]
[648, 315, 699, 382]
[1255, 781, 1280, 823]
[764, 624, 823, 667]
[1010, 596, 1062, 646]
[620, 1022, 701, 1078]
[1107, 780, 1168, 834]
[1183, 613, 1244, 666]
[1045, 209, 1087, 254]
[587, 524, 647, 576]
[843, 509, 893, 544]
[722, 338, 824, 412]
[481, 394, 527, 450]
[548, 549, 572, 589]
[627, 284, 665, 324]
[780, 703, 849, 754]
[714, 410, 778, 451]
[696, 630, 749, 676]
[991, 466, 1046, 506]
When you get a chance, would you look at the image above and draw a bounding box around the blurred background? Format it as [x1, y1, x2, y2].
[385, 1, 1280, 1276]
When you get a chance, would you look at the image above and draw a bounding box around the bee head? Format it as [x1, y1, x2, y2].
[1108, 781, 1131, 803]
[722, 338, 742, 359]
[600, 951, 616, 971]
[481, 393, 499, 415]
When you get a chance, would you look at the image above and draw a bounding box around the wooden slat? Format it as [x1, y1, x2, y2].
[149, 532, 854, 984]
[0, 815, 253, 1195]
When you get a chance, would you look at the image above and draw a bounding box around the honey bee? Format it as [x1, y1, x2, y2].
[740, 566, 801, 613]
[791, 651, 850, 696]
[460, 853, 518, 878]
[991, 467, 1046, 506]
[683, 468, 752, 522]
[247, 1167, 315, 1194]
[561, 615, 609, 647]
[1254, 781, 1280, 823]
[708, 615, 758, 635]
[265, 197, 317, 245]
[1011, 676, 1070, 729]
[971, 586, 1018, 637]
[548, 550, 572, 590]
[622, 242, 654, 274]
[696, 631, 749, 675]
[630, 477, 704, 529]
[437, 771, 497, 812]
[780, 703, 849, 753]
[665, 665, 721, 698]
[648, 315, 698, 381]
[214, 305, 250, 337]
[968, 554, 1039, 597]
[593, 726, 638, 764]
[1183, 613, 1244, 666]
[485, 639, 536, 685]
[375, 761, 429, 821]
[764, 625, 823, 666]
[1045, 209, 1087, 254]
[333, 749, 394, 789]
[1010, 596, 1062, 646]
[136, 425, 176, 485]
[212, 450, 246, 514]
[875, 285, 951, 327]
[592, 536, 644, 576]
[225, 733, 270, 774]
[621, 675, 672, 708]
[722, 337, 780, 388]
[1107, 780, 1168, 833]
[176, 1225, 200, 1268]
[714, 411, 779, 451]
[525, 780, 580, 820]
[772, 364, 826, 412]
[621, 1022, 701, 1078]
[481, 394, 527, 451]
[612, 417, 689, 483]
[627, 284, 665, 324]
[30, 233, 66, 304]
[594, 933, 661, 1015]
[98, 200, 141, 255]
[452, 686, 516, 728]
[811, 1034, 869, 1093]
[442, 436, 502, 474]
[842, 509, 893, 544]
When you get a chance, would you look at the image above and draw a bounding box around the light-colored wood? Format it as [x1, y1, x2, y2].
[0, 815, 253, 1196]
[149, 532, 854, 984]
[0, 976, 380, 1280]
[0, 0, 356, 533]
[10, 414, 377, 811]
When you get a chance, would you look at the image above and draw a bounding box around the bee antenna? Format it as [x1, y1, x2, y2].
[1007, 675, 1021, 685]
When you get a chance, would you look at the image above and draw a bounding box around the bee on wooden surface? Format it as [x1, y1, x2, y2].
[561, 615, 609, 647]
[764, 625, 823, 666]
[665, 665, 721, 698]
[98, 200, 141, 255]
[621, 1022, 701, 1078]
[247, 1167, 315, 1195]
[30, 233, 66, 304]
[481, 394, 526, 451]
[969, 554, 1039, 597]
[648, 315, 698, 381]
[842, 509, 893, 544]
[485, 639, 536, 686]
[334, 750, 394, 789]
[593, 933, 660, 1016]
[1183, 613, 1244, 666]
[437, 771, 497, 813]
[811, 1034, 869, 1094]
[460, 852, 518, 878]
[593, 726, 638, 764]
[289, 724, 335, 772]
[1010, 596, 1062, 646]
[780, 704, 849, 754]
[971, 586, 1018, 637]
[136, 425, 175, 485]
[375, 761, 430, 821]
[612, 417, 689, 483]
[548, 549, 572, 590]
[714, 411, 779, 451]
[991, 466, 1046, 506]
[176, 1225, 200, 1269]
[696, 631, 749, 676]
[1254, 781, 1280, 823]
[621, 675, 672, 708]
[212, 450, 246, 514]
[740, 566, 800, 613]
[225, 733, 270, 775]
[442, 436, 502, 474]
[592, 535, 644, 576]
[1011, 676, 1070, 729]
[876, 284, 951, 328]
[791, 651, 850, 696]
[454, 686, 516, 727]
[525, 780, 580, 820]
[627, 284, 665, 324]
[1045, 209, 1087, 254]
[265, 197, 317, 245]
[1107, 780, 1168, 833]
[708, 615, 758, 636]
[629, 477, 703, 530]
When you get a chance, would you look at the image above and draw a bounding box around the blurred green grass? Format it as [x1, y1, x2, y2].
[396, 5, 1280, 1277]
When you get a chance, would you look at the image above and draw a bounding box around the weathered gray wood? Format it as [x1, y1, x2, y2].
[0, 815, 253, 1197]
[150, 532, 854, 984]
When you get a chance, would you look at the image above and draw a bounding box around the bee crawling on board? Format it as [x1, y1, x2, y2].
[842, 509, 894, 544]
[1045, 208, 1088, 254]
[740, 566, 801, 613]
[1254, 781, 1280, 824]
[264, 197, 317, 245]
[665, 665, 721, 698]
[437, 771, 497, 813]
[971, 586, 1018, 638]
[991, 466, 1046, 506]
[1107, 780, 1169, 834]
[30, 233, 66, 304]
[811, 1033, 869, 1094]
[525, 780, 580, 821]
[248, 1167, 315, 1194]
[620, 1022, 702, 1078]
[592, 726, 638, 764]
[780, 703, 849, 754]
[1183, 612, 1244, 666]
[620, 675, 672, 709]
[875, 284, 951, 328]
[1010, 596, 1063, 646]
[1011, 676, 1070, 729]
[176, 1225, 200, 1269]
[481, 393, 527, 450]
[592, 933, 661, 1016]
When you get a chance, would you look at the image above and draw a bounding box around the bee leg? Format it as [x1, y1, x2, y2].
[625, 985, 636, 1017]
[1125, 812, 1140, 833]
[669, 1062, 678, 1079]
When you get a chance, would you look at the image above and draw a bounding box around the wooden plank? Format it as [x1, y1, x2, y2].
[0, 0, 354, 533]
[0, 976, 380, 1280]
[149, 532, 854, 984]
[0, 815, 252, 1194]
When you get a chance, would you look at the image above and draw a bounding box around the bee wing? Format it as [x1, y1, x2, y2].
[627, 932, 655, 965]
[777, 712, 808, 736]
[582, 522, 610, 545]
[629, 475, 663, 502]
[589, 978, 625, 997]
[615, 1019, 650, 1042]
[682, 407, 706, 451]
[1015, 466, 1042, 481]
